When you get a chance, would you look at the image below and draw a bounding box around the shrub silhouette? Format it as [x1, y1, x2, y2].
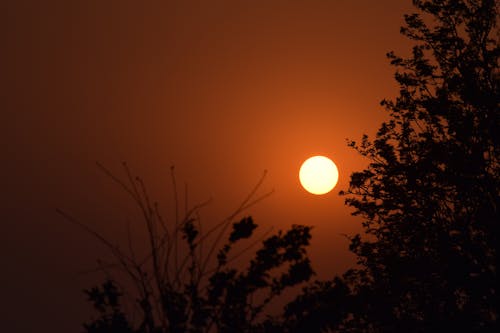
[285, 0, 499, 332]
[60, 164, 313, 333]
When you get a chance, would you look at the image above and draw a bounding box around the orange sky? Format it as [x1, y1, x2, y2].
[2, 1, 415, 331]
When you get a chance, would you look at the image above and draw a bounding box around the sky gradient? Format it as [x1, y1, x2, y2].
[2, 1, 415, 331]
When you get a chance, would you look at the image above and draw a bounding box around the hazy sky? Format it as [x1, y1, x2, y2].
[2, 1, 415, 331]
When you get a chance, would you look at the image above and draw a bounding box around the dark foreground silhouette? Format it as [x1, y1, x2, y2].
[75, 1, 498, 332]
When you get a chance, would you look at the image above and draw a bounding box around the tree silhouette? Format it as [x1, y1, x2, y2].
[60, 164, 313, 333]
[286, 0, 498, 332]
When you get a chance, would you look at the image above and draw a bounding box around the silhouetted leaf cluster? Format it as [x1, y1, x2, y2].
[84, 280, 134, 333]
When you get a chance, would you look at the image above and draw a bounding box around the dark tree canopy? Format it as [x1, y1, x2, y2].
[286, 0, 499, 332]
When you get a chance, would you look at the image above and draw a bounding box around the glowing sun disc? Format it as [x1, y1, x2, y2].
[299, 156, 339, 195]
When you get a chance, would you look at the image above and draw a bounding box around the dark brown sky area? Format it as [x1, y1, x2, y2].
[2, 1, 415, 331]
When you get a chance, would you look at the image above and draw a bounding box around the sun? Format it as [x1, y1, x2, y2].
[299, 155, 339, 195]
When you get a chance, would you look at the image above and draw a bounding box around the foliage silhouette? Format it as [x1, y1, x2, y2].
[83, 280, 134, 333]
[285, 0, 499, 332]
[60, 163, 313, 333]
